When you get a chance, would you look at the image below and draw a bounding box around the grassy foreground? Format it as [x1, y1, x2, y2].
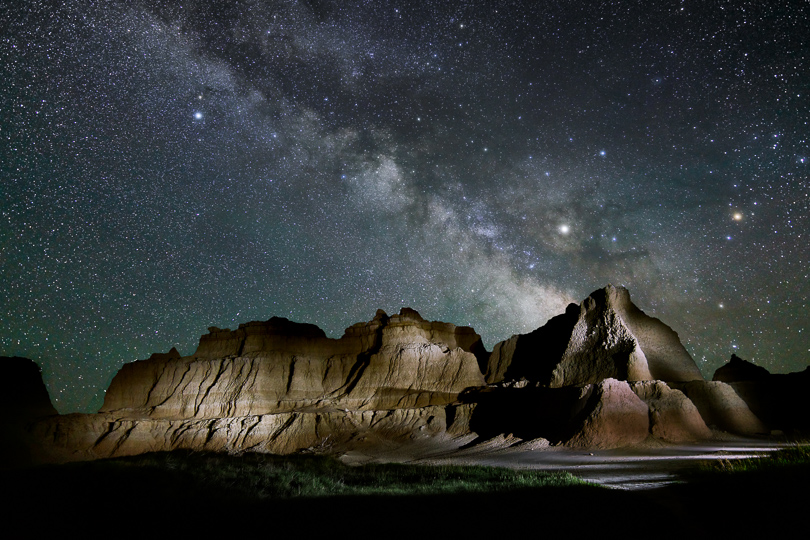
[4, 447, 810, 537]
[3, 451, 616, 536]
[700, 444, 810, 474]
[4, 450, 589, 502]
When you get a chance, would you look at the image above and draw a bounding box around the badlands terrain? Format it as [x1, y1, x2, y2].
[3, 286, 808, 537]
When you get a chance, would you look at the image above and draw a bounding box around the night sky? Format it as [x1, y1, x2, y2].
[2, 1, 808, 413]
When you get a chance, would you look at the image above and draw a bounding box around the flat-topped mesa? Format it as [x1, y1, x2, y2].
[194, 317, 353, 359]
[100, 308, 486, 420]
[375, 308, 487, 354]
[193, 308, 485, 359]
[486, 285, 704, 387]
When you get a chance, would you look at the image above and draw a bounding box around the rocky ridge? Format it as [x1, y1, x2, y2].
[100, 308, 485, 418]
[1, 357, 58, 467]
[11, 285, 798, 465]
[710, 354, 810, 432]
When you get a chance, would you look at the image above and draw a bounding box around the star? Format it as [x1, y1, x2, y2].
[2, 0, 807, 413]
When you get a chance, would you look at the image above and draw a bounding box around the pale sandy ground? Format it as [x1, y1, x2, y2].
[340, 433, 790, 490]
[413, 437, 789, 490]
[2, 435, 798, 538]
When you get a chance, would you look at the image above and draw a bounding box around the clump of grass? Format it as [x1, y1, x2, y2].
[700, 444, 810, 474]
[54, 450, 588, 502]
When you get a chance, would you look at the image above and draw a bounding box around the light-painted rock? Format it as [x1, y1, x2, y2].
[484, 335, 519, 383]
[484, 304, 580, 384]
[29, 404, 474, 463]
[13, 292, 741, 463]
[564, 378, 650, 449]
[340, 343, 485, 410]
[671, 380, 768, 436]
[602, 286, 703, 382]
[485, 285, 703, 387]
[710, 355, 810, 433]
[550, 299, 653, 387]
[630, 381, 712, 442]
[101, 309, 486, 419]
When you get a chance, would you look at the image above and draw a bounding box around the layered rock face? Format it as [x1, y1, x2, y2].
[18, 287, 790, 465]
[486, 285, 703, 386]
[564, 379, 651, 449]
[31, 309, 486, 462]
[630, 381, 712, 442]
[471, 285, 766, 446]
[670, 380, 767, 436]
[30, 405, 477, 465]
[101, 309, 485, 419]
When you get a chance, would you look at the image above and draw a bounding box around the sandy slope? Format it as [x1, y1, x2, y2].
[346, 435, 788, 490]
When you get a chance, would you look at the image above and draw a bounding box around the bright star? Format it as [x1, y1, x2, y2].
[194, 111, 203, 120]
[559, 224, 570, 234]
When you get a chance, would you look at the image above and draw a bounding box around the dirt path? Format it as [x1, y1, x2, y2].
[412, 438, 788, 489]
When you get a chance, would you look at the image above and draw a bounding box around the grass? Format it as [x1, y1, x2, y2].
[652, 444, 810, 538]
[6, 448, 810, 538]
[2, 451, 604, 536]
[18, 450, 588, 501]
[699, 443, 810, 474]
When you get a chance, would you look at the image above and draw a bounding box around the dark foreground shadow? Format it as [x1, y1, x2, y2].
[2, 456, 807, 539]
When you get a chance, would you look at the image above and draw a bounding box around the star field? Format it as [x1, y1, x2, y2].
[1, 1, 808, 412]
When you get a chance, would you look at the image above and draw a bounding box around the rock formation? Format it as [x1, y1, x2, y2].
[1, 357, 58, 419]
[485, 285, 703, 386]
[710, 355, 810, 433]
[564, 379, 650, 449]
[27, 309, 485, 463]
[713, 354, 771, 383]
[472, 286, 767, 445]
[29, 405, 477, 465]
[1, 357, 58, 468]
[101, 309, 485, 419]
[630, 381, 712, 442]
[12, 286, 797, 466]
[669, 380, 768, 435]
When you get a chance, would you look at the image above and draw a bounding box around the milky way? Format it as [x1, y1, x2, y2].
[2, 1, 808, 412]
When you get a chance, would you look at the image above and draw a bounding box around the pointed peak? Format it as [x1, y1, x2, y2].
[148, 347, 182, 362]
[713, 354, 771, 382]
[584, 284, 631, 307]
